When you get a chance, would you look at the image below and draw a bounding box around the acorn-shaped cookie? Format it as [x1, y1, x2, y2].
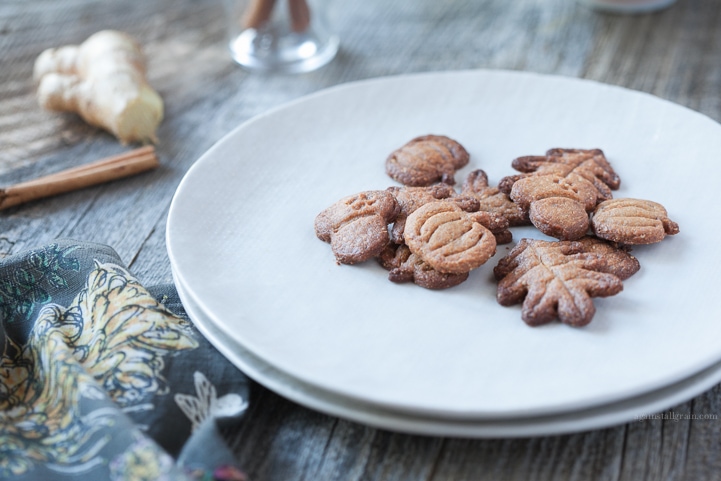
[500, 148, 620, 241]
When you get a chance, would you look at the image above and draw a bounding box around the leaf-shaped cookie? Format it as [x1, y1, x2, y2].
[459, 169, 529, 227]
[494, 237, 640, 327]
[377, 243, 469, 289]
[501, 148, 620, 202]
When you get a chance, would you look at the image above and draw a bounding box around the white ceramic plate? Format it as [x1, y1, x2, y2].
[175, 274, 721, 437]
[167, 70, 721, 419]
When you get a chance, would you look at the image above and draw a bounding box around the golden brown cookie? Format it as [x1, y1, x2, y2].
[385, 135, 470, 186]
[573, 236, 643, 280]
[501, 148, 620, 201]
[528, 196, 590, 241]
[493, 236, 640, 327]
[404, 201, 497, 274]
[315, 190, 400, 264]
[508, 174, 598, 212]
[499, 149, 620, 241]
[471, 209, 513, 245]
[387, 181, 513, 244]
[591, 198, 680, 245]
[377, 243, 469, 289]
[387, 184, 481, 244]
[387, 184, 464, 243]
[460, 169, 530, 227]
[510, 175, 595, 240]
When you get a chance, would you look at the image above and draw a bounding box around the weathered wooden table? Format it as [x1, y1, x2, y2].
[2, 0, 720, 479]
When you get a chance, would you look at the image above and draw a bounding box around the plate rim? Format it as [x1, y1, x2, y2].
[174, 270, 721, 437]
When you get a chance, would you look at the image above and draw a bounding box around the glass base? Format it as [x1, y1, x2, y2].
[229, 26, 339, 73]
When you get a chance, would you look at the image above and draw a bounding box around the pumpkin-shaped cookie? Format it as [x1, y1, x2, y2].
[404, 201, 497, 274]
[386, 184, 479, 244]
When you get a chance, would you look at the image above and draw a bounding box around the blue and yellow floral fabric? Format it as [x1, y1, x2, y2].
[0, 240, 249, 481]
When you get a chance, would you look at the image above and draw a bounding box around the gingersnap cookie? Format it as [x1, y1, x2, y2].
[591, 198, 680, 245]
[404, 201, 497, 274]
[507, 174, 598, 212]
[499, 149, 620, 241]
[509, 175, 596, 240]
[500, 148, 620, 201]
[460, 169, 529, 227]
[493, 236, 640, 327]
[378, 243, 469, 289]
[385, 135, 470, 186]
[471, 209, 513, 245]
[315, 190, 400, 264]
[386, 184, 479, 244]
[387, 184, 461, 243]
[573, 236, 642, 280]
[528, 196, 590, 241]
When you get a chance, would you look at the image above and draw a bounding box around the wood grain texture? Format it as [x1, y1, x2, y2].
[2, 0, 721, 479]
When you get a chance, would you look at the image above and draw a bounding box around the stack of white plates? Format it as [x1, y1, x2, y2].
[166, 70, 721, 437]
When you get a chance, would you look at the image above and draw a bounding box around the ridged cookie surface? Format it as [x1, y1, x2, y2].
[386, 135, 470, 186]
[591, 198, 679, 245]
[404, 201, 497, 274]
[494, 236, 640, 327]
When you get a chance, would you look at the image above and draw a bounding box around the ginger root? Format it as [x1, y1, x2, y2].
[33, 30, 163, 144]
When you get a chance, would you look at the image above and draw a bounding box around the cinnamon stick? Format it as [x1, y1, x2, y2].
[242, 0, 311, 32]
[288, 0, 310, 33]
[243, 0, 277, 29]
[0, 146, 159, 210]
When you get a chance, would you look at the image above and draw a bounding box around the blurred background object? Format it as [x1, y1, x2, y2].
[223, 0, 339, 73]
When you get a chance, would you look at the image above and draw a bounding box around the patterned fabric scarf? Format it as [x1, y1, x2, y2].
[0, 240, 249, 480]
